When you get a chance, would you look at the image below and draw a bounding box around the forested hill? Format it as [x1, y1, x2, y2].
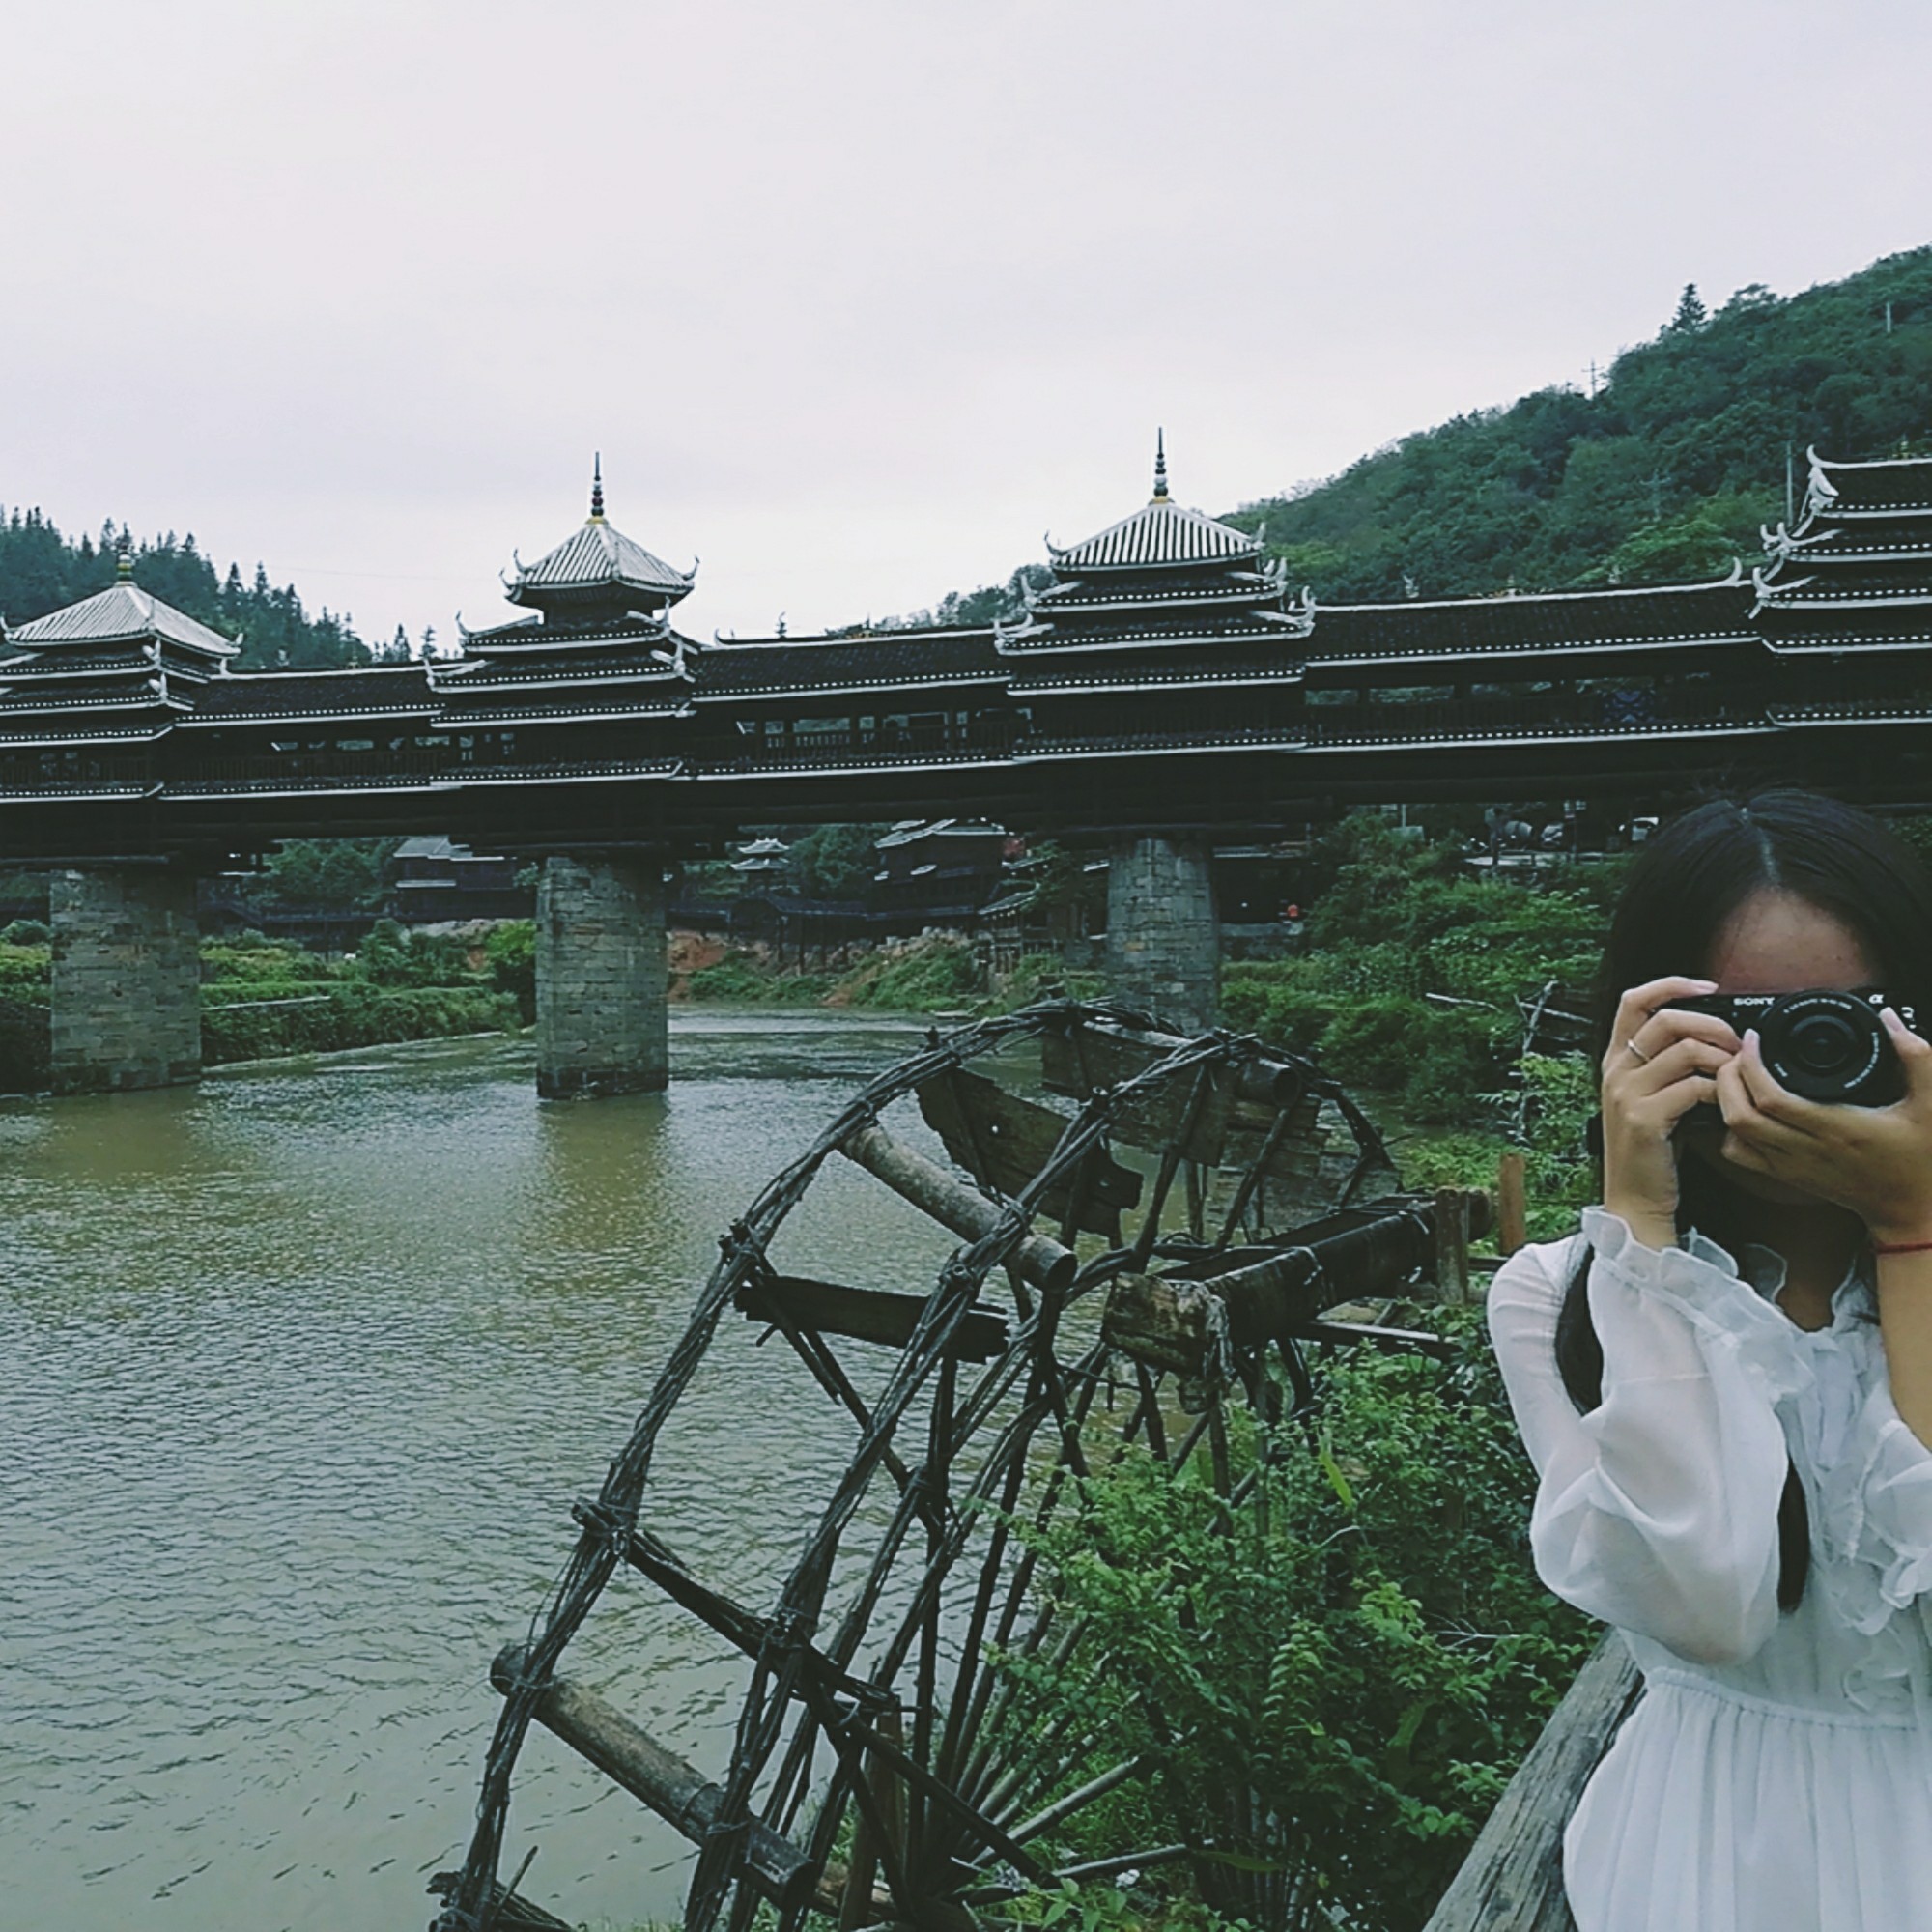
[896, 245, 1932, 627]
[0, 511, 372, 669]
[1224, 245, 1932, 604]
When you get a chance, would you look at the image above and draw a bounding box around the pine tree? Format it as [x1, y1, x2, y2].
[1668, 282, 1708, 333]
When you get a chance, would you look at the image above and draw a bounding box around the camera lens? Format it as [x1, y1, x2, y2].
[1788, 1012, 1859, 1075]
[1760, 990, 1892, 1104]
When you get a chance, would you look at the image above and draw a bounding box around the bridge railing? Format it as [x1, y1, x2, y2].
[0, 753, 155, 793]
[1305, 688, 1773, 748]
[711, 723, 1021, 771]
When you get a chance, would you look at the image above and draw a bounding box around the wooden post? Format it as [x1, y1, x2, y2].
[1424, 1633, 1641, 1932]
[838, 1706, 905, 1929]
[1497, 1151, 1529, 1256]
[1434, 1186, 1471, 1306]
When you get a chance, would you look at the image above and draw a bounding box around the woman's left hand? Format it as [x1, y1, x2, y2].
[1716, 1009, 1932, 1245]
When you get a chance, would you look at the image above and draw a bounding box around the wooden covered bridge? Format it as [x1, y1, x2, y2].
[4, 441, 1931, 1095]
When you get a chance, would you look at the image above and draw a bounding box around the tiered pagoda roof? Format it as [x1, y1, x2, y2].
[0, 550, 237, 754]
[435, 459, 700, 725]
[1754, 450, 1932, 651]
[997, 436, 1310, 672]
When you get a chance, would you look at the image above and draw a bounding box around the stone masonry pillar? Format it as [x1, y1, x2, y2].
[1104, 835, 1220, 1034]
[50, 867, 202, 1094]
[535, 853, 668, 1098]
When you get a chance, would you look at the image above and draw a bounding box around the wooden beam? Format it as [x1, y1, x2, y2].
[738, 1274, 1010, 1361]
[839, 1121, 1077, 1293]
[1103, 1199, 1485, 1374]
[491, 1645, 821, 1914]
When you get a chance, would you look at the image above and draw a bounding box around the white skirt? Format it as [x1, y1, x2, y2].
[1565, 1668, 1932, 1932]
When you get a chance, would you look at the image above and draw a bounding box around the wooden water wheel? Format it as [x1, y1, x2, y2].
[430, 1000, 1489, 1932]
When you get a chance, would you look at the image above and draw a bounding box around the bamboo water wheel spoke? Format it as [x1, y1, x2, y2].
[435, 1001, 1483, 1932]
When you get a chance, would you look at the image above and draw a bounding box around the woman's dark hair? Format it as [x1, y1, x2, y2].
[1557, 789, 1932, 1610]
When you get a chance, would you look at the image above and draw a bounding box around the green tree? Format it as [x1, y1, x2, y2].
[259, 838, 398, 911]
[1667, 282, 1708, 333]
[786, 822, 884, 900]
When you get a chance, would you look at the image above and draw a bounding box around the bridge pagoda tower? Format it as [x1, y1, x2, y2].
[0, 545, 237, 1091]
[443, 460, 698, 1096]
[999, 437, 1307, 1029]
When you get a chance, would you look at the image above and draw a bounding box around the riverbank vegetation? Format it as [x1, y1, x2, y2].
[0, 923, 519, 1092]
[994, 1327, 1593, 1932]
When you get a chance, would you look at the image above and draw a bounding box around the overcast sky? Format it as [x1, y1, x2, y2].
[4, 0, 1928, 648]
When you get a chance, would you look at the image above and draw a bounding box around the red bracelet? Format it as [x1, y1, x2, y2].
[1873, 1237, 1932, 1256]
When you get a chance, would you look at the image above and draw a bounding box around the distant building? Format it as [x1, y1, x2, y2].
[729, 836, 790, 878]
[872, 818, 1012, 927]
[390, 837, 527, 922]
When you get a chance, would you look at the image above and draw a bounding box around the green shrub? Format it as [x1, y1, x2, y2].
[847, 936, 984, 1010]
[485, 920, 537, 1022]
[201, 983, 515, 1064]
[353, 919, 480, 990]
[200, 938, 337, 986]
[0, 943, 51, 999]
[996, 1329, 1592, 1932]
[0, 919, 50, 946]
[685, 954, 780, 1002]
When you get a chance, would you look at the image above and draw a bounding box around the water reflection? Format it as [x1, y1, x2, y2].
[0, 1013, 957, 1932]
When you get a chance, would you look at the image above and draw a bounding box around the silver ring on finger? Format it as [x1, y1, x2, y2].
[1626, 1037, 1652, 1065]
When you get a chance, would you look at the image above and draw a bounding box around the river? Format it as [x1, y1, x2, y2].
[0, 1014, 977, 1932]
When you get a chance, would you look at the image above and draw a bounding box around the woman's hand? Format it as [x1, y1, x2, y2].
[1602, 976, 1741, 1251]
[1714, 1010, 1932, 1245]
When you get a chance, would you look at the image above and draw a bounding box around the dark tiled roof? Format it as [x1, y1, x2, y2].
[695, 630, 1002, 697]
[0, 645, 157, 677]
[183, 668, 439, 721]
[1760, 563, 1932, 602]
[1813, 454, 1932, 514]
[1008, 650, 1302, 693]
[1031, 571, 1278, 611]
[456, 615, 673, 651]
[435, 649, 684, 689]
[1308, 582, 1756, 664]
[1001, 613, 1303, 652]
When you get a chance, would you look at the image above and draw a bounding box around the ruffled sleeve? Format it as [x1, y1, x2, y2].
[1799, 1341, 1932, 1634]
[1488, 1210, 1814, 1667]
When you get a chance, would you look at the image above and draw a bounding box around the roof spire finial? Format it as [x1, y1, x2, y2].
[1151, 428, 1169, 503]
[116, 528, 134, 582]
[589, 452, 605, 523]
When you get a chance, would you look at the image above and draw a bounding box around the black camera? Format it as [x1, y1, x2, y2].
[1670, 987, 1919, 1107]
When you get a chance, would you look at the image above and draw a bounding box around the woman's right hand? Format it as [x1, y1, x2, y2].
[1601, 977, 1741, 1251]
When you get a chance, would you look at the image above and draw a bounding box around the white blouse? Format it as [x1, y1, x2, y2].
[1489, 1210, 1932, 1932]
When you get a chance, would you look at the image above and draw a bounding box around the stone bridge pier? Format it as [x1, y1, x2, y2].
[49, 867, 203, 1094]
[534, 853, 668, 1098]
[1103, 835, 1220, 1034]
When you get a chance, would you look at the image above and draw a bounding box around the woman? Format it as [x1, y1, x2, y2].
[1489, 791, 1932, 1931]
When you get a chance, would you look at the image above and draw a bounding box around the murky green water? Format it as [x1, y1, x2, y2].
[0, 1014, 971, 1932]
